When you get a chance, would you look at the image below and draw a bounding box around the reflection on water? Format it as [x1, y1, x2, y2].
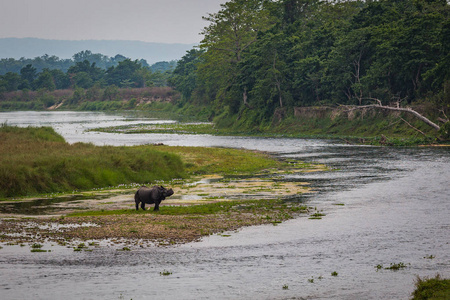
[0, 111, 449, 300]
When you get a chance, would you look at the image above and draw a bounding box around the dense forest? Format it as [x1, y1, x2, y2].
[0, 0, 449, 138]
[0, 50, 176, 91]
[170, 0, 449, 128]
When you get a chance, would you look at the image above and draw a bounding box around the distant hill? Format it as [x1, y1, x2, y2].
[0, 38, 196, 63]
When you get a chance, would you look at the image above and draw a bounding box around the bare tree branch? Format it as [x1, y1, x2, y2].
[344, 103, 441, 131]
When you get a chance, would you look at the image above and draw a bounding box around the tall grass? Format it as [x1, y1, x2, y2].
[412, 274, 450, 300]
[0, 125, 186, 198]
[0, 125, 282, 198]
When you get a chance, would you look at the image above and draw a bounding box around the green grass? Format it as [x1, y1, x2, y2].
[412, 275, 450, 300]
[92, 122, 217, 135]
[157, 145, 281, 175]
[67, 198, 304, 217]
[1, 125, 283, 199]
[0, 125, 186, 198]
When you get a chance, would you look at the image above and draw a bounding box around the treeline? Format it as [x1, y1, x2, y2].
[170, 0, 449, 127]
[0, 87, 179, 111]
[0, 50, 177, 92]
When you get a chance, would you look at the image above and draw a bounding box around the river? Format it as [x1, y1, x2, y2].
[0, 111, 449, 300]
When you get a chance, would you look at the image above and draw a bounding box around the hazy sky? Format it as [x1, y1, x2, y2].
[0, 0, 226, 44]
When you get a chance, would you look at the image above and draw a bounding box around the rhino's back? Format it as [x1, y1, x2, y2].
[137, 186, 159, 201]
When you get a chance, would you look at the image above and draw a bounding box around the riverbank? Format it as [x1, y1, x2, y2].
[2, 89, 448, 145]
[92, 102, 448, 146]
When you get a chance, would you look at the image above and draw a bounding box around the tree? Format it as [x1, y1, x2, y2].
[105, 59, 144, 87]
[200, 0, 275, 113]
[19, 64, 37, 90]
[1, 72, 22, 91]
[170, 49, 204, 101]
[34, 69, 56, 91]
[50, 69, 70, 90]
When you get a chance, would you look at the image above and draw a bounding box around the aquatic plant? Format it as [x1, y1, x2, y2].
[30, 243, 48, 252]
[385, 262, 408, 270]
[117, 247, 131, 251]
[331, 271, 338, 277]
[377, 262, 408, 271]
[282, 284, 289, 290]
[31, 243, 43, 249]
[160, 270, 172, 276]
[31, 249, 48, 253]
[73, 243, 89, 252]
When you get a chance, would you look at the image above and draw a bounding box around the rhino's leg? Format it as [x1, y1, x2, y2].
[141, 202, 146, 210]
[135, 191, 140, 211]
[153, 201, 160, 211]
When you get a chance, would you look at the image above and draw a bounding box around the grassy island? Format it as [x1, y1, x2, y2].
[0, 125, 325, 248]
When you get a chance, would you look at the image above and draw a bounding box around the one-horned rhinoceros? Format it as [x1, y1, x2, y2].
[134, 186, 174, 211]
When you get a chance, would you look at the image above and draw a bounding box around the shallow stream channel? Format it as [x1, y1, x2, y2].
[0, 111, 449, 299]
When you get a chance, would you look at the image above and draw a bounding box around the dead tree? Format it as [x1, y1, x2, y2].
[345, 103, 441, 131]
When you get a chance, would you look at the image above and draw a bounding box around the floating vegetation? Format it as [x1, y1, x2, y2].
[31, 249, 48, 253]
[71, 242, 93, 252]
[117, 247, 131, 251]
[160, 270, 172, 276]
[30, 243, 48, 252]
[424, 254, 435, 259]
[376, 263, 409, 271]
[282, 284, 289, 290]
[31, 243, 43, 249]
[385, 262, 408, 270]
[309, 212, 326, 220]
[331, 271, 338, 277]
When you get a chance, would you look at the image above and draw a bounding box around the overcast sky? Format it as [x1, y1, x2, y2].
[0, 0, 226, 44]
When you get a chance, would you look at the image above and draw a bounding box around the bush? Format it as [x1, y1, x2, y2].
[412, 274, 450, 300]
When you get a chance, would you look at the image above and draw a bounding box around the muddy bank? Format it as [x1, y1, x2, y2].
[0, 169, 320, 249]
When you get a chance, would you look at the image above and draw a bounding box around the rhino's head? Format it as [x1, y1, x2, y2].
[160, 186, 174, 198]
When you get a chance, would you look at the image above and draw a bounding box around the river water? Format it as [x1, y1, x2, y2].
[0, 111, 449, 300]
